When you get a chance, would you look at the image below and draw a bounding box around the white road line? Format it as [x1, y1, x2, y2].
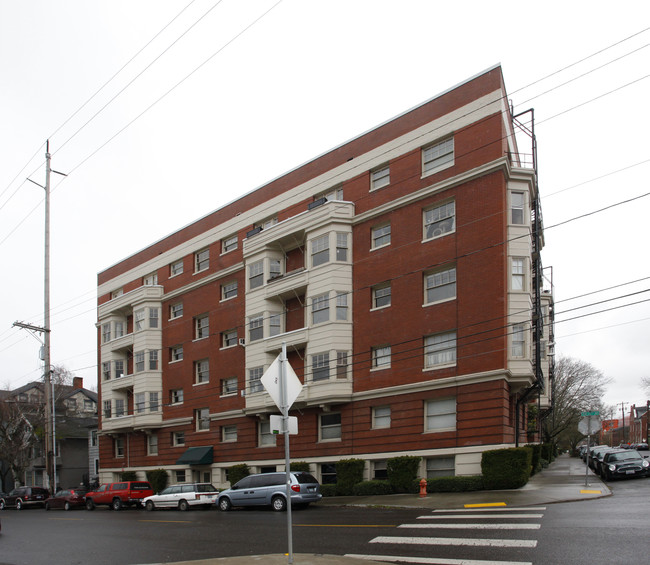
[400, 523, 541, 530]
[370, 536, 537, 548]
[345, 554, 532, 565]
[418, 514, 543, 519]
[431, 507, 546, 512]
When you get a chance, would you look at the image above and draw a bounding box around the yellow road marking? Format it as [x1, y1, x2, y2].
[580, 489, 602, 494]
[295, 524, 397, 528]
[464, 502, 507, 508]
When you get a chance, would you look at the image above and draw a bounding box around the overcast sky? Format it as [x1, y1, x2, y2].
[1, 1, 649, 418]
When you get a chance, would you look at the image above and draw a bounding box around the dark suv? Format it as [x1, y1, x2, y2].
[0, 486, 50, 510]
[85, 481, 154, 510]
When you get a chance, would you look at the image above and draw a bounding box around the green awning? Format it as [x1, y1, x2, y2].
[175, 446, 213, 465]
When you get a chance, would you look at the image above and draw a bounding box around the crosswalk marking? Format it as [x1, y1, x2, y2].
[370, 536, 538, 548]
[400, 523, 540, 530]
[418, 514, 543, 519]
[432, 507, 546, 513]
[345, 554, 532, 565]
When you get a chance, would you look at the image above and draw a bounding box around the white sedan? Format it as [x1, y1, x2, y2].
[143, 483, 220, 511]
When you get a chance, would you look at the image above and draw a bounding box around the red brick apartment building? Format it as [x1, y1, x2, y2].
[96, 65, 554, 487]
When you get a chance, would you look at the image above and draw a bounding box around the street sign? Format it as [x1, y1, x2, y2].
[261, 354, 303, 411]
[270, 414, 298, 435]
[578, 415, 602, 435]
[581, 411, 600, 417]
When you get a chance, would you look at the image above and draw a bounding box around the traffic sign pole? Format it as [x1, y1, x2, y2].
[280, 342, 294, 564]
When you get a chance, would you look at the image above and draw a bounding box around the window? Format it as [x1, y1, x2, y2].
[147, 434, 158, 456]
[115, 437, 125, 457]
[150, 392, 159, 412]
[259, 421, 276, 447]
[91, 430, 98, 447]
[327, 352, 345, 382]
[149, 308, 159, 328]
[427, 456, 455, 478]
[175, 470, 186, 482]
[171, 345, 183, 362]
[173, 431, 185, 447]
[115, 398, 125, 417]
[222, 329, 238, 348]
[222, 280, 238, 300]
[425, 266, 457, 304]
[424, 331, 457, 368]
[373, 460, 388, 480]
[170, 259, 183, 276]
[114, 360, 124, 378]
[423, 137, 454, 174]
[115, 321, 124, 338]
[112, 288, 123, 299]
[372, 224, 391, 248]
[135, 393, 145, 414]
[336, 233, 348, 261]
[424, 201, 455, 239]
[171, 388, 183, 404]
[135, 351, 145, 372]
[371, 165, 390, 190]
[102, 362, 111, 381]
[102, 323, 111, 343]
[134, 309, 145, 331]
[269, 314, 282, 336]
[312, 293, 329, 324]
[512, 323, 526, 357]
[372, 283, 391, 309]
[170, 302, 183, 319]
[372, 346, 391, 369]
[270, 259, 282, 280]
[222, 425, 237, 442]
[221, 376, 237, 396]
[311, 234, 329, 267]
[317, 187, 343, 202]
[249, 315, 264, 342]
[255, 216, 278, 230]
[425, 398, 456, 432]
[195, 359, 209, 384]
[249, 366, 263, 393]
[249, 260, 264, 289]
[103, 400, 111, 419]
[143, 272, 158, 286]
[372, 406, 391, 429]
[196, 408, 210, 431]
[512, 258, 525, 291]
[312, 353, 330, 381]
[336, 293, 348, 321]
[195, 248, 209, 272]
[222, 234, 238, 253]
[149, 350, 159, 370]
[511, 191, 525, 225]
[320, 413, 341, 441]
[195, 314, 209, 339]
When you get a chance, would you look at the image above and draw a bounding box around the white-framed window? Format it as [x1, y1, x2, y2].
[222, 280, 238, 300]
[249, 260, 264, 290]
[221, 376, 237, 396]
[336, 293, 348, 321]
[171, 345, 183, 362]
[170, 302, 183, 319]
[336, 233, 348, 261]
[222, 234, 238, 254]
[316, 186, 343, 202]
[149, 350, 159, 370]
[312, 293, 329, 324]
[114, 321, 124, 338]
[115, 437, 125, 457]
[222, 329, 238, 348]
[102, 323, 111, 343]
[102, 362, 111, 381]
[311, 234, 329, 267]
[372, 346, 391, 369]
[371, 165, 390, 190]
[249, 315, 264, 342]
[134, 309, 145, 331]
[424, 331, 457, 369]
[423, 137, 454, 175]
[427, 456, 455, 478]
[115, 398, 125, 417]
[175, 469, 186, 482]
[195, 248, 209, 272]
[196, 408, 210, 431]
[171, 388, 183, 404]
[372, 283, 391, 309]
[149, 392, 159, 412]
[270, 258, 282, 280]
[173, 431, 185, 447]
[372, 406, 391, 429]
[372, 224, 391, 248]
[91, 430, 98, 447]
[103, 400, 111, 419]
[320, 413, 342, 441]
[147, 433, 158, 456]
[135, 351, 145, 372]
[424, 201, 455, 239]
[512, 323, 526, 357]
[249, 366, 263, 393]
[195, 359, 209, 384]
[170, 259, 183, 276]
[111, 288, 123, 299]
[195, 314, 209, 339]
[425, 397, 456, 432]
[222, 425, 237, 442]
[259, 420, 276, 447]
[425, 266, 457, 304]
[512, 258, 525, 291]
[511, 191, 525, 225]
[143, 272, 158, 286]
[149, 308, 159, 328]
[336, 351, 348, 379]
[312, 352, 330, 381]
[114, 359, 124, 378]
[255, 216, 278, 230]
[135, 393, 145, 414]
[269, 314, 282, 336]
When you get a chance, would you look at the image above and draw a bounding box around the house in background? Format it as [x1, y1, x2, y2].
[96, 65, 554, 487]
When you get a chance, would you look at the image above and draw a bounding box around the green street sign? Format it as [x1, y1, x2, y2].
[581, 411, 600, 417]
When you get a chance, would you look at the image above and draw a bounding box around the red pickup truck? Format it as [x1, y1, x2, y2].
[85, 481, 154, 511]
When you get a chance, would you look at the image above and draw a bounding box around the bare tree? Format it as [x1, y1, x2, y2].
[0, 400, 39, 488]
[641, 376, 650, 397]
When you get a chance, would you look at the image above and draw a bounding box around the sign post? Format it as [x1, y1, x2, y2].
[579, 411, 602, 487]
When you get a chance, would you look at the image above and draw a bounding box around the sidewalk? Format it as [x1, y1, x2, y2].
[157, 455, 609, 565]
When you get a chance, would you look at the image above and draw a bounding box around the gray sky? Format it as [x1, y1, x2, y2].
[1, 1, 649, 417]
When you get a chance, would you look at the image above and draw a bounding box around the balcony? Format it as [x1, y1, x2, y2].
[103, 373, 134, 392]
[102, 331, 134, 354]
[99, 284, 163, 319]
[101, 409, 163, 433]
[264, 268, 308, 301]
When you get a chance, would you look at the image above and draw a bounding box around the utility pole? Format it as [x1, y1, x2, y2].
[621, 402, 629, 445]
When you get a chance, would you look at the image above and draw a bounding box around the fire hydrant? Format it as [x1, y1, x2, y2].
[419, 478, 427, 498]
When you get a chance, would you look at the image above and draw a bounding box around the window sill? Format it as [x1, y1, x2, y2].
[423, 427, 456, 434]
[421, 160, 454, 179]
[421, 230, 455, 244]
[422, 363, 456, 372]
[370, 243, 391, 252]
[370, 304, 391, 312]
[193, 381, 210, 387]
[370, 365, 391, 372]
[422, 297, 456, 308]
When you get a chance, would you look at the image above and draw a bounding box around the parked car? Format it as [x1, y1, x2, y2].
[44, 488, 87, 511]
[587, 445, 608, 470]
[592, 447, 618, 476]
[601, 449, 650, 480]
[0, 486, 49, 510]
[635, 443, 649, 451]
[217, 471, 322, 512]
[143, 483, 220, 511]
[85, 481, 154, 511]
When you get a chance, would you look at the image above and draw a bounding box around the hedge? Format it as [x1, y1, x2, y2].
[387, 456, 421, 493]
[481, 447, 532, 489]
